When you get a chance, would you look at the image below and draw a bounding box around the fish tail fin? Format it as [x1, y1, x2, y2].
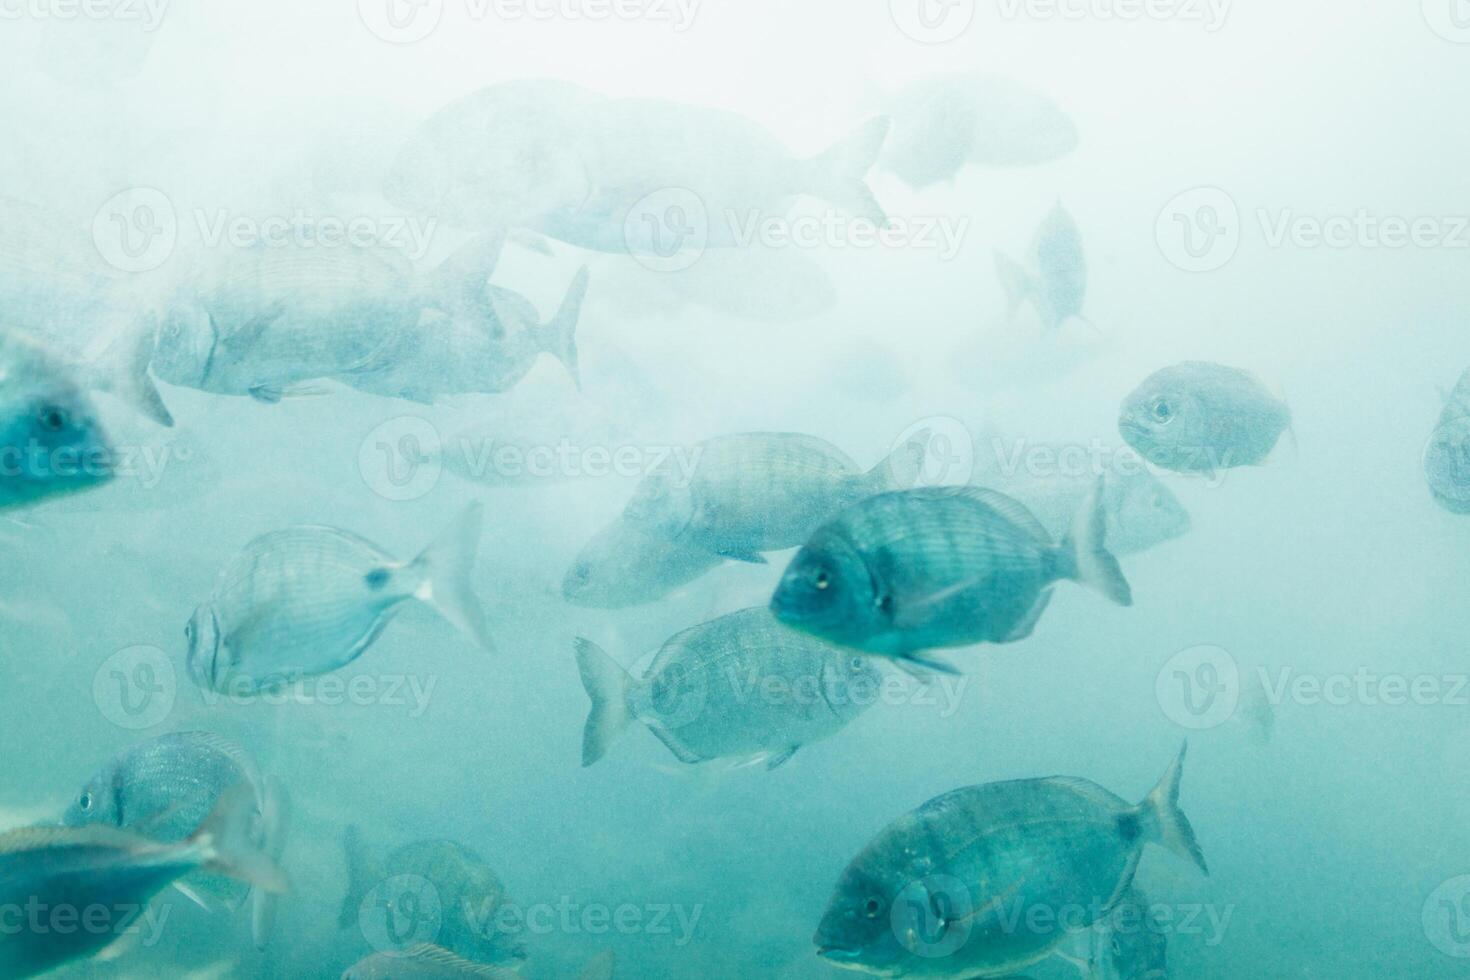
[801, 116, 890, 227]
[427, 231, 507, 304]
[535, 265, 589, 389]
[251, 777, 290, 949]
[1059, 476, 1132, 605]
[994, 251, 1032, 321]
[1133, 742, 1208, 876]
[190, 783, 288, 894]
[338, 823, 371, 928]
[410, 501, 496, 653]
[573, 638, 633, 767]
[91, 318, 174, 427]
[866, 429, 929, 492]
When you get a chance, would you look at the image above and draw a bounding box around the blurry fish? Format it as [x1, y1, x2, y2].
[0, 327, 116, 509]
[1119, 362, 1292, 475]
[185, 502, 494, 694]
[1425, 368, 1470, 514]
[574, 607, 882, 769]
[384, 79, 602, 230]
[59, 731, 288, 948]
[1088, 888, 1169, 980]
[342, 943, 519, 979]
[623, 432, 928, 564]
[152, 236, 582, 404]
[970, 443, 1190, 557]
[995, 204, 1089, 331]
[339, 830, 527, 968]
[388, 80, 890, 251]
[562, 516, 726, 609]
[813, 746, 1205, 978]
[878, 73, 1078, 189]
[771, 483, 1131, 670]
[0, 785, 287, 979]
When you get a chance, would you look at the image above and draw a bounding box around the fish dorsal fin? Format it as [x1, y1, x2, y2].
[909, 486, 1052, 544]
[398, 943, 521, 978]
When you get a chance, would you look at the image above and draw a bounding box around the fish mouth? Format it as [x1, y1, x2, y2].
[1118, 417, 1149, 441]
[815, 945, 862, 961]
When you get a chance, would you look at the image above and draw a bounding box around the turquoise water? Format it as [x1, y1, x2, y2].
[2, 2, 1470, 978]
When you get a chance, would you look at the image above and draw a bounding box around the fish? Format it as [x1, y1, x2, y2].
[1084, 887, 1169, 980]
[878, 73, 1078, 189]
[0, 784, 287, 979]
[812, 745, 1206, 978]
[622, 432, 928, 564]
[1119, 362, 1292, 475]
[339, 829, 527, 968]
[1425, 368, 1470, 514]
[185, 502, 494, 694]
[387, 79, 890, 251]
[151, 235, 582, 405]
[573, 607, 883, 769]
[0, 327, 117, 510]
[970, 443, 1190, 557]
[58, 731, 288, 949]
[995, 204, 1088, 331]
[771, 483, 1131, 669]
[341, 944, 520, 979]
[562, 516, 727, 609]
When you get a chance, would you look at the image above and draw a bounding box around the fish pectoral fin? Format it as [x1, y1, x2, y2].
[714, 546, 767, 565]
[644, 723, 705, 765]
[764, 746, 800, 771]
[1050, 947, 1091, 976]
[248, 382, 332, 403]
[1002, 591, 1054, 643]
[894, 654, 961, 679]
[172, 879, 215, 912]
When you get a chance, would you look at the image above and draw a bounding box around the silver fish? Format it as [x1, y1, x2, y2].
[342, 944, 519, 979]
[186, 502, 494, 694]
[1119, 362, 1291, 475]
[623, 432, 927, 564]
[0, 327, 115, 510]
[971, 446, 1190, 557]
[59, 731, 287, 949]
[879, 73, 1078, 189]
[0, 785, 286, 979]
[562, 516, 726, 609]
[152, 236, 582, 404]
[574, 607, 882, 769]
[813, 746, 1206, 978]
[388, 80, 890, 251]
[1085, 887, 1169, 980]
[1425, 368, 1470, 514]
[995, 204, 1088, 331]
[771, 484, 1131, 669]
[339, 829, 527, 968]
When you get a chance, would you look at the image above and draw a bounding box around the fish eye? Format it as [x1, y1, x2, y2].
[863, 897, 883, 918]
[814, 570, 830, 590]
[184, 620, 195, 642]
[876, 594, 894, 614]
[1149, 398, 1173, 423]
[849, 656, 865, 672]
[78, 792, 92, 811]
[37, 405, 67, 432]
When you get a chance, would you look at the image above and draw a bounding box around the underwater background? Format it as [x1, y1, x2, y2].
[2, 1, 1470, 977]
